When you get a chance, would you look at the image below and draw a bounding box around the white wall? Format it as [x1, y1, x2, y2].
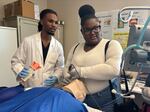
[47, 0, 150, 59]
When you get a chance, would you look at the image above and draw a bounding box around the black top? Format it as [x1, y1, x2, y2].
[42, 41, 50, 64]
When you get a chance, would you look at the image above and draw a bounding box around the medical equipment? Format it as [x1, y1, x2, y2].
[124, 25, 150, 73]
[113, 6, 150, 99]
[112, 89, 135, 99]
[118, 6, 150, 23]
[120, 6, 150, 72]
[68, 64, 81, 80]
[119, 6, 150, 73]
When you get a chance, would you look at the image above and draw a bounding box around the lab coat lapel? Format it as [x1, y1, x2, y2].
[35, 33, 43, 63]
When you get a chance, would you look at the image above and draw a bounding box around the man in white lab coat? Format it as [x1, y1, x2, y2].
[11, 9, 64, 88]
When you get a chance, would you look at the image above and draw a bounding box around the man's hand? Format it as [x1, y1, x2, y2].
[17, 67, 30, 78]
[44, 76, 58, 87]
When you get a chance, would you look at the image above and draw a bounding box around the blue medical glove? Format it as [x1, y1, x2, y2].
[44, 76, 58, 86]
[68, 64, 81, 80]
[17, 67, 29, 78]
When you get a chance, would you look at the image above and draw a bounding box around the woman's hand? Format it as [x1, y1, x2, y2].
[68, 64, 81, 80]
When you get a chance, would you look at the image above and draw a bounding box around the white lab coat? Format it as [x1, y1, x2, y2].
[11, 32, 64, 87]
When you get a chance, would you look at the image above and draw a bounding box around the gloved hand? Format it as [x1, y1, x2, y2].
[44, 76, 58, 87]
[17, 67, 30, 78]
[68, 64, 81, 80]
[62, 68, 71, 84]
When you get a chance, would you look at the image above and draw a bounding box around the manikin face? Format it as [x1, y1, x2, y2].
[40, 13, 58, 35]
[81, 18, 101, 46]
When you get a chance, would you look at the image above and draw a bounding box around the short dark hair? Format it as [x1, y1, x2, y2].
[40, 9, 57, 20]
[38, 9, 58, 32]
[78, 4, 97, 26]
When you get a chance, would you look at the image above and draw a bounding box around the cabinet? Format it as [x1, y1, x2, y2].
[4, 16, 64, 46]
[4, 16, 39, 46]
[0, 26, 18, 87]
